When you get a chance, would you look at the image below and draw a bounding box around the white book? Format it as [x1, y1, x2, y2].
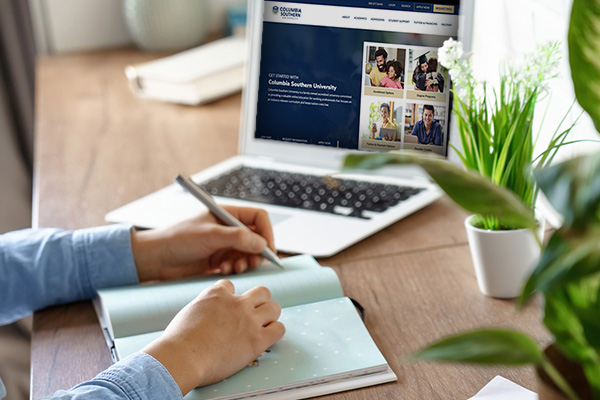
[125, 36, 246, 105]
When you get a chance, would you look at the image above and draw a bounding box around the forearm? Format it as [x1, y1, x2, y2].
[0, 225, 139, 325]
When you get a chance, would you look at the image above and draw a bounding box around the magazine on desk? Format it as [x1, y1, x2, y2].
[93, 255, 396, 400]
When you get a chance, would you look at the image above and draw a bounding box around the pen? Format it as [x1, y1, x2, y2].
[175, 174, 285, 269]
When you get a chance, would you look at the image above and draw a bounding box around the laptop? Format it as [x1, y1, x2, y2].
[404, 134, 418, 144]
[106, 0, 465, 257]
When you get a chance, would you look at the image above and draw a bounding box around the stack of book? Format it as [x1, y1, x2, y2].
[125, 36, 246, 105]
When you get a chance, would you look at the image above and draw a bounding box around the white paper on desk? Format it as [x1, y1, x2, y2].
[468, 376, 537, 400]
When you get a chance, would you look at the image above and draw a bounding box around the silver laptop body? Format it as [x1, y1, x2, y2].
[107, 0, 462, 257]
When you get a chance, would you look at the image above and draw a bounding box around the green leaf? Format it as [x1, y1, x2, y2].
[544, 285, 600, 362]
[534, 154, 600, 229]
[583, 363, 600, 399]
[569, 0, 600, 133]
[343, 152, 537, 231]
[543, 283, 600, 396]
[520, 228, 600, 305]
[412, 329, 543, 366]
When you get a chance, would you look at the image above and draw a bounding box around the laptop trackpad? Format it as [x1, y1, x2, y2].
[269, 212, 292, 226]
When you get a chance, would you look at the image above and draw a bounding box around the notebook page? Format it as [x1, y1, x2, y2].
[114, 297, 391, 400]
[98, 255, 343, 339]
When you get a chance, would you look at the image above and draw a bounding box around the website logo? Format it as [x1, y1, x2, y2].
[273, 5, 301, 20]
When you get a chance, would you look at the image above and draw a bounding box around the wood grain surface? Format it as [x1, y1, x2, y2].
[33, 48, 242, 230]
[32, 48, 548, 399]
[331, 246, 549, 399]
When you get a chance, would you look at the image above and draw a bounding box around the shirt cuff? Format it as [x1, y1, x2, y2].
[72, 224, 140, 294]
[52, 353, 183, 400]
[99, 352, 182, 400]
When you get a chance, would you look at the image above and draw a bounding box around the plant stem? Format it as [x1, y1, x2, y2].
[540, 357, 581, 400]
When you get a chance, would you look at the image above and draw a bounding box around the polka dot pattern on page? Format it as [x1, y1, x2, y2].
[190, 297, 387, 400]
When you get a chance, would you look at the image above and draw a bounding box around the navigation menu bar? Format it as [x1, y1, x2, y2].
[265, 1, 458, 36]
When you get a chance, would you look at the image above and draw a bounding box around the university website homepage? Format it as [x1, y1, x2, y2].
[255, 0, 459, 156]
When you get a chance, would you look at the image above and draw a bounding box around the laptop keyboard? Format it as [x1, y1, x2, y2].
[199, 166, 423, 219]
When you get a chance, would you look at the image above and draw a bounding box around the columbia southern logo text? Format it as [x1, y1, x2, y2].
[275, 6, 302, 19]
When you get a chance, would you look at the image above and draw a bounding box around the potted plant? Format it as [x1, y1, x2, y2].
[343, 0, 600, 397]
[347, 38, 577, 299]
[410, 155, 600, 399]
[442, 38, 568, 299]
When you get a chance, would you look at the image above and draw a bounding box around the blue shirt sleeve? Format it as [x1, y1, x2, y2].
[0, 225, 139, 326]
[411, 120, 422, 137]
[433, 122, 443, 146]
[43, 352, 183, 400]
[0, 226, 186, 400]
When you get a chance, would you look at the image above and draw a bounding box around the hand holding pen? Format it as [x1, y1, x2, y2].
[175, 174, 285, 269]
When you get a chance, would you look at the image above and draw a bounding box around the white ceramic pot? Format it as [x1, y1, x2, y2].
[465, 215, 545, 299]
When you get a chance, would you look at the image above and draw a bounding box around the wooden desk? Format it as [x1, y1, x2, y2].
[32, 49, 550, 399]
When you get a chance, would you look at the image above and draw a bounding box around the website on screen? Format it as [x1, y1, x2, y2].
[255, 0, 459, 156]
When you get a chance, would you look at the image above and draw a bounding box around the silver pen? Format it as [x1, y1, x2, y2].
[175, 174, 284, 269]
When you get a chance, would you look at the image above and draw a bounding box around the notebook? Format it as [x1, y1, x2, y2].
[93, 255, 396, 400]
[106, 0, 464, 257]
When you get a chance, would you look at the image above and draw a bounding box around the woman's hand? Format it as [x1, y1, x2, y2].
[371, 123, 378, 136]
[142, 280, 285, 395]
[131, 206, 276, 281]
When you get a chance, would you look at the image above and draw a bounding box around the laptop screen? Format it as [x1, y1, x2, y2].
[254, 0, 459, 158]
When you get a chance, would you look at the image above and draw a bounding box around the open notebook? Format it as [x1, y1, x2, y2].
[93, 255, 396, 400]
